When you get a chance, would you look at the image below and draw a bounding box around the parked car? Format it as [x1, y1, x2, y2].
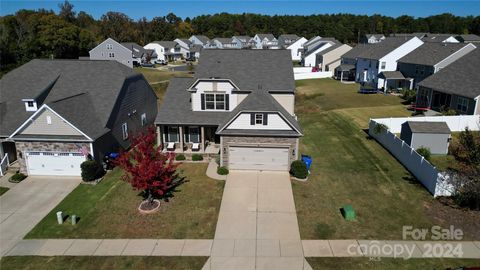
[141, 62, 155, 68]
[155, 59, 168, 65]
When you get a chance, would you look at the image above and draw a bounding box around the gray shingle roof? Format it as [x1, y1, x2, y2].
[422, 34, 458, 43]
[316, 43, 344, 56]
[155, 78, 230, 126]
[195, 50, 295, 92]
[121, 42, 146, 58]
[233, 36, 251, 42]
[457, 34, 480, 42]
[417, 49, 480, 99]
[404, 121, 451, 134]
[256, 34, 276, 41]
[341, 44, 372, 59]
[379, 71, 405, 80]
[399, 43, 471, 66]
[213, 38, 234, 44]
[0, 59, 140, 139]
[192, 35, 210, 43]
[357, 37, 415, 60]
[152, 41, 177, 49]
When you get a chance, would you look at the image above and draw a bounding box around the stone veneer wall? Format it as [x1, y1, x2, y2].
[15, 141, 90, 174]
[221, 136, 298, 168]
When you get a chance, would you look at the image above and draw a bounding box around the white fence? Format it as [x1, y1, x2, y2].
[371, 115, 480, 133]
[294, 71, 333, 80]
[368, 119, 455, 197]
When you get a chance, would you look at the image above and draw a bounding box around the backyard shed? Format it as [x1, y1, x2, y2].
[400, 121, 451, 155]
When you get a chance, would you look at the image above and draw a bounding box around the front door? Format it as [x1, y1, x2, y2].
[1, 141, 17, 163]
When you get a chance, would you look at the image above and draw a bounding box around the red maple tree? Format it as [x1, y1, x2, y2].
[115, 126, 183, 204]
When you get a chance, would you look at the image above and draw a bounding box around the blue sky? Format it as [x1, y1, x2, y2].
[1, 1, 479, 19]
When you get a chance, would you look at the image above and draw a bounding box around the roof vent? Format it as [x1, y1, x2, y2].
[258, 84, 263, 90]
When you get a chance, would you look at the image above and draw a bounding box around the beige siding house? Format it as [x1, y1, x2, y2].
[318, 44, 352, 72]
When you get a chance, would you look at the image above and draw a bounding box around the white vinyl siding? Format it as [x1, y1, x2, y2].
[226, 113, 292, 130]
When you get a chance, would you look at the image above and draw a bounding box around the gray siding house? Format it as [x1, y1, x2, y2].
[416, 49, 480, 115]
[89, 38, 138, 68]
[156, 50, 302, 171]
[0, 60, 157, 176]
[400, 121, 451, 155]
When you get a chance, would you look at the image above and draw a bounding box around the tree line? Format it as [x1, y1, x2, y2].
[1, 1, 479, 74]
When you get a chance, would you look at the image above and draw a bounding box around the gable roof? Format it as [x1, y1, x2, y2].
[417, 49, 480, 99]
[379, 71, 405, 80]
[121, 42, 146, 58]
[216, 90, 301, 136]
[232, 36, 251, 42]
[316, 43, 345, 56]
[0, 59, 142, 139]
[341, 43, 372, 59]
[192, 35, 210, 43]
[357, 37, 416, 60]
[404, 121, 451, 134]
[194, 50, 295, 92]
[365, 34, 385, 39]
[152, 41, 177, 49]
[398, 43, 473, 66]
[213, 38, 234, 44]
[304, 38, 340, 57]
[422, 34, 458, 43]
[456, 34, 480, 42]
[256, 34, 276, 41]
[304, 36, 322, 47]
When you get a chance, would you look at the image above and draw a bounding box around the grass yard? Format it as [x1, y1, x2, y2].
[0, 186, 9, 196]
[293, 78, 480, 240]
[306, 257, 480, 270]
[135, 67, 191, 84]
[26, 163, 224, 239]
[0, 256, 207, 270]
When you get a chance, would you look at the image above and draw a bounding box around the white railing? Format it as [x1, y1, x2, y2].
[371, 115, 480, 133]
[368, 119, 456, 197]
[0, 155, 9, 177]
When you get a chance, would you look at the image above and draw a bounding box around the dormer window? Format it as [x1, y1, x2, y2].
[23, 99, 38, 112]
[255, 114, 264, 125]
[202, 93, 228, 111]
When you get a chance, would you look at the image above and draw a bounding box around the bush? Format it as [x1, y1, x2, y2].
[175, 154, 186, 161]
[416, 147, 431, 161]
[191, 154, 203, 161]
[290, 160, 308, 179]
[401, 89, 416, 103]
[10, 172, 27, 182]
[80, 160, 105, 182]
[217, 166, 229, 175]
[373, 123, 388, 135]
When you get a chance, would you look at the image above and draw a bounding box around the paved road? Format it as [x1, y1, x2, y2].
[203, 170, 311, 270]
[0, 176, 80, 256]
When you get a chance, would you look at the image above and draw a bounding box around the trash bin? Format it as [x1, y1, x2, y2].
[56, 211, 63, 224]
[301, 155, 312, 171]
[71, 215, 77, 225]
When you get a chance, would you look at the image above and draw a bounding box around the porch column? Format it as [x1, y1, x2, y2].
[179, 126, 184, 151]
[384, 79, 388, 93]
[340, 71, 344, 82]
[409, 79, 414, 90]
[200, 127, 205, 153]
[156, 126, 162, 147]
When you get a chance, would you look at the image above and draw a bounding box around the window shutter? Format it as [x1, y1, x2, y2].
[225, 94, 229, 110]
[250, 113, 255, 125]
[263, 113, 268, 125]
[201, 94, 205, 110]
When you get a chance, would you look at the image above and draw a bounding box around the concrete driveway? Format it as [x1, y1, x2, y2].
[0, 176, 80, 256]
[204, 170, 311, 270]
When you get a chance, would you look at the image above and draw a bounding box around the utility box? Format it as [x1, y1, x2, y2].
[341, 205, 356, 221]
[400, 121, 451, 155]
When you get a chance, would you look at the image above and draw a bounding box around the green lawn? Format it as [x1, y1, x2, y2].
[135, 68, 191, 84]
[0, 256, 207, 270]
[0, 186, 9, 196]
[306, 257, 480, 270]
[26, 163, 224, 239]
[293, 78, 479, 240]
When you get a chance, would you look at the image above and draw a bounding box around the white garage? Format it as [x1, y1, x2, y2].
[25, 151, 85, 176]
[228, 146, 289, 171]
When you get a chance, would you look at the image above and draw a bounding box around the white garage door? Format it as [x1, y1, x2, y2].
[228, 146, 289, 171]
[26, 151, 85, 176]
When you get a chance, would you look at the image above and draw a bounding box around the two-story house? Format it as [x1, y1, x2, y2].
[277, 35, 307, 61]
[315, 43, 352, 72]
[355, 36, 424, 90]
[251, 34, 278, 49]
[334, 44, 372, 81]
[189, 35, 210, 47]
[232, 36, 252, 49]
[155, 50, 302, 171]
[0, 60, 157, 176]
[89, 38, 150, 68]
[144, 41, 182, 63]
[302, 38, 340, 67]
[416, 49, 480, 115]
[206, 38, 238, 49]
[397, 42, 476, 88]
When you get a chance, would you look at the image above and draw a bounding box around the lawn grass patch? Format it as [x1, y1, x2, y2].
[306, 257, 480, 270]
[135, 68, 191, 84]
[26, 163, 224, 239]
[0, 256, 207, 270]
[0, 186, 9, 196]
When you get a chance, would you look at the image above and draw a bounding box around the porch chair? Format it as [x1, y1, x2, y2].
[166, 142, 175, 151]
[192, 143, 200, 152]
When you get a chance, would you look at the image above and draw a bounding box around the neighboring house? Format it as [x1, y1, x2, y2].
[155, 49, 302, 171]
[89, 38, 138, 68]
[0, 60, 157, 176]
[279, 35, 307, 61]
[456, 34, 480, 43]
[251, 34, 278, 49]
[355, 37, 424, 89]
[232, 36, 252, 49]
[397, 42, 476, 88]
[121, 42, 157, 65]
[422, 34, 459, 43]
[416, 49, 480, 115]
[144, 41, 182, 62]
[174, 38, 192, 58]
[390, 33, 428, 39]
[335, 43, 372, 81]
[302, 38, 340, 67]
[206, 38, 238, 49]
[315, 43, 352, 72]
[302, 36, 323, 53]
[362, 34, 386, 44]
[400, 121, 451, 155]
[189, 44, 203, 60]
[189, 35, 210, 47]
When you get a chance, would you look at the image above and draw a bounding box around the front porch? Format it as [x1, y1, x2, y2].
[378, 71, 414, 92]
[158, 125, 221, 154]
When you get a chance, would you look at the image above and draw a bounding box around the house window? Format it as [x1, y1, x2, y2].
[46, 116, 52, 125]
[255, 114, 264, 125]
[457, 97, 469, 113]
[27, 101, 34, 107]
[122, 123, 128, 140]
[204, 93, 226, 110]
[109, 52, 115, 58]
[380, 62, 386, 69]
[167, 126, 179, 142]
[106, 44, 113, 49]
[186, 127, 200, 143]
[141, 113, 147, 126]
